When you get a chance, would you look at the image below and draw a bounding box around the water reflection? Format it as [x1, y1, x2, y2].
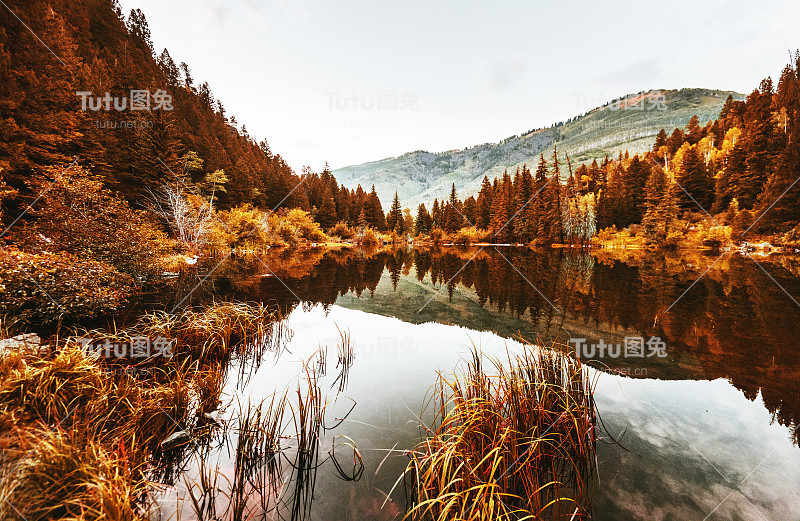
[166, 246, 799, 448]
[142, 245, 800, 520]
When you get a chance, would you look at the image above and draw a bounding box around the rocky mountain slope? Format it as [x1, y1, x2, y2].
[334, 88, 742, 207]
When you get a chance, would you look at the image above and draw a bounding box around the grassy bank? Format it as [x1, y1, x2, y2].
[0, 302, 275, 521]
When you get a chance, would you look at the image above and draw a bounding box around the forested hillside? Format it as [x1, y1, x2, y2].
[411, 55, 800, 245]
[334, 89, 741, 208]
[0, 0, 395, 324]
[0, 0, 388, 229]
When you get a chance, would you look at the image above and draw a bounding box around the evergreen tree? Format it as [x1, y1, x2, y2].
[357, 208, 368, 230]
[739, 79, 777, 210]
[363, 185, 386, 230]
[676, 145, 714, 211]
[653, 129, 668, 152]
[463, 196, 478, 227]
[619, 154, 650, 225]
[431, 199, 442, 229]
[754, 57, 800, 229]
[444, 183, 462, 232]
[543, 147, 563, 242]
[513, 164, 533, 241]
[387, 192, 404, 233]
[317, 186, 337, 228]
[685, 115, 703, 145]
[528, 154, 549, 238]
[642, 166, 678, 240]
[489, 171, 513, 241]
[415, 203, 432, 235]
[476, 176, 493, 229]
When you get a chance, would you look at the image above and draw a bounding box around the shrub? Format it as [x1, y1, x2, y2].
[590, 225, 646, 249]
[276, 209, 327, 243]
[701, 225, 732, 248]
[0, 248, 132, 324]
[9, 166, 168, 279]
[330, 221, 356, 240]
[218, 204, 269, 249]
[358, 227, 380, 246]
[429, 227, 445, 244]
[451, 227, 486, 245]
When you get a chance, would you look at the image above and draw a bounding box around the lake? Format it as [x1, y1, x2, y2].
[148, 246, 800, 520]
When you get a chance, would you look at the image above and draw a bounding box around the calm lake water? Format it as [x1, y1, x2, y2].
[149, 246, 800, 520]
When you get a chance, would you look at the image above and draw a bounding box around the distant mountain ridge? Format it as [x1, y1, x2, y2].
[334, 89, 743, 208]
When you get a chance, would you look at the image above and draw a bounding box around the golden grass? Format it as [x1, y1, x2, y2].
[0, 301, 278, 521]
[0, 429, 140, 521]
[140, 301, 275, 360]
[404, 345, 597, 521]
[0, 305, 598, 521]
[179, 343, 365, 521]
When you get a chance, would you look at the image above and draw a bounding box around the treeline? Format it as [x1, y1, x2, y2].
[299, 166, 388, 230]
[412, 54, 800, 244]
[412, 150, 592, 244]
[0, 0, 380, 221]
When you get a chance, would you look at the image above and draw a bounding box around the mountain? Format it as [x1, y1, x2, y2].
[334, 89, 743, 208]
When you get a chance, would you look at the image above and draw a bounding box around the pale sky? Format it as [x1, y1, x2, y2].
[120, 0, 800, 173]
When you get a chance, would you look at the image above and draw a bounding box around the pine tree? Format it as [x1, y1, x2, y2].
[653, 129, 668, 152]
[476, 176, 493, 229]
[128, 109, 183, 190]
[387, 192, 403, 233]
[642, 166, 678, 240]
[544, 147, 564, 242]
[739, 79, 777, 211]
[685, 115, 703, 145]
[357, 208, 368, 230]
[754, 57, 800, 229]
[463, 196, 478, 227]
[444, 183, 462, 232]
[199, 169, 229, 207]
[415, 203, 432, 235]
[619, 154, 650, 225]
[528, 154, 549, 238]
[513, 164, 533, 242]
[157, 48, 180, 86]
[489, 170, 513, 242]
[363, 185, 386, 230]
[431, 199, 442, 229]
[317, 186, 337, 228]
[676, 145, 713, 211]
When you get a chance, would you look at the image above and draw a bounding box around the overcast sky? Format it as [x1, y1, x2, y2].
[121, 0, 800, 173]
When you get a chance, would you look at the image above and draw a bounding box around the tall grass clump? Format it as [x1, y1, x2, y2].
[405, 346, 597, 521]
[140, 301, 276, 360]
[0, 343, 223, 521]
